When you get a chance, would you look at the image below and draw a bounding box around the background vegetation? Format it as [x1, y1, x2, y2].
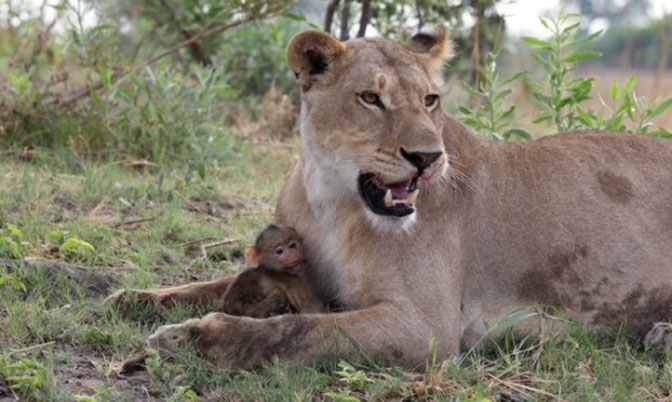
[1, 0, 671, 400]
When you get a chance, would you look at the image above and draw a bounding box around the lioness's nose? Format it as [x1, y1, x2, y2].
[400, 148, 443, 171]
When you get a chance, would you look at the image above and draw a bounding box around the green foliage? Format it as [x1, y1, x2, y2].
[145, 348, 199, 400]
[100, 63, 240, 166]
[334, 360, 373, 390]
[322, 391, 362, 402]
[458, 52, 531, 141]
[522, 9, 602, 132]
[0, 0, 291, 166]
[0, 355, 49, 401]
[576, 75, 672, 136]
[108, 0, 295, 63]
[0, 274, 27, 292]
[590, 14, 672, 69]
[458, 7, 672, 138]
[0, 224, 31, 259]
[167, 386, 199, 402]
[219, 16, 308, 98]
[48, 230, 96, 263]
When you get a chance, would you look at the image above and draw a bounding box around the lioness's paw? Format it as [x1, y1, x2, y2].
[644, 322, 672, 355]
[105, 288, 158, 305]
[104, 288, 130, 305]
[147, 323, 193, 353]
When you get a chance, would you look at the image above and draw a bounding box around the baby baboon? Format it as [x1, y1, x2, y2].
[222, 224, 326, 318]
[243, 223, 305, 275]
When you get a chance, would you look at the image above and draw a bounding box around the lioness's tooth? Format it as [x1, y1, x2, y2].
[406, 189, 419, 205]
[384, 189, 393, 207]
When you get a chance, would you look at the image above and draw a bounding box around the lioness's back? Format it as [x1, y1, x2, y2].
[459, 129, 672, 340]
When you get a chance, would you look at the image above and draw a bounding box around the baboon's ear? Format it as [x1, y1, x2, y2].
[287, 30, 347, 89]
[244, 245, 259, 268]
[404, 25, 454, 83]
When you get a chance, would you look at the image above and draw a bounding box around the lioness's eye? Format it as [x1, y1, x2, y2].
[358, 91, 384, 109]
[425, 94, 439, 109]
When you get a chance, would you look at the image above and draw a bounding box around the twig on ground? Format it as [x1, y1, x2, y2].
[201, 238, 238, 260]
[487, 374, 563, 401]
[177, 237, 217, 248]
[8, 341, 56, 356]
[113, 217, 155, 228]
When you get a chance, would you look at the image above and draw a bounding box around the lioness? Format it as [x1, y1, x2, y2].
[120, 26, 672, 369]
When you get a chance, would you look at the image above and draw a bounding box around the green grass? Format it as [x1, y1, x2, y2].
[1, 137, 671, 401]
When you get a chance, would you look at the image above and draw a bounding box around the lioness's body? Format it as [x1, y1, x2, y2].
[142, 28, 672, 368]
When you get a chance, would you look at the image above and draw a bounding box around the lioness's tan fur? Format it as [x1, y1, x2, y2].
[141, 27, 672, 369]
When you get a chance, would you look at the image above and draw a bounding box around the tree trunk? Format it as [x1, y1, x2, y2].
[324, 0, 341, 34]
[357, 0, 372, 38]
[340, 0, 352, 41]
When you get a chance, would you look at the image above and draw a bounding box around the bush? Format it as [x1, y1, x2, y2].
[0, 0, 295, 166]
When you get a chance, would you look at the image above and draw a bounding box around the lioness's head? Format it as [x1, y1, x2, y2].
[287, 26, 453, 230]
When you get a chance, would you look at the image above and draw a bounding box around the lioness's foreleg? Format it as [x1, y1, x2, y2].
[146, 303, 456, 369]
[106, 275, 237, 312]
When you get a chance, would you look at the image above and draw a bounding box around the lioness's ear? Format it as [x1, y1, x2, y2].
[404, 25, 454, 83]
[287, 30, 347, 89]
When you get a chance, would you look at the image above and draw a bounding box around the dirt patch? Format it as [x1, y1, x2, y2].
[55, 349, 158, 401]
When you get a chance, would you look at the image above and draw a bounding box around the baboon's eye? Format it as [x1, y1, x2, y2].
[274, 246, 284, 255]
[424, 94, 439, 110]
[288, 241, 297, 249]
[358, 91, 385, 109]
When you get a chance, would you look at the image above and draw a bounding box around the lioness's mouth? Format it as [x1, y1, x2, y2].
[357, 173, 419, 217]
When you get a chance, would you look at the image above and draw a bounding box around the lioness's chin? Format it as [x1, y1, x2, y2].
[364, 207, 417, 234]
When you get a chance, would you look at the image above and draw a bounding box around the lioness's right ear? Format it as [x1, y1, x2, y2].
[287, 30, 346, 90]
[404, 25, 454, 84]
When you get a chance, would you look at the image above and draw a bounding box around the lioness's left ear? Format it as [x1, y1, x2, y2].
[404, 25, 454, 82]
[287, 30, 347, 90]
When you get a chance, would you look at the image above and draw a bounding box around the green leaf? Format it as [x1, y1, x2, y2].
[649, 98, 672, 118]
[624, 75, 636, 93]
[99, 67, 111, 88]
[609, 81, 619, 102]
[563, 50, 602, 63]
[533, 92, 553, 107]
[503, 128, 533, 141]
[531, 53, 550, 69]
[323, 392, 361, 402]
[574, 30, 603, 46]
[499, 105, 515, 120]
[89, 24, 114, 34]
[521, 36, 550, 48]
[532, 114, 552, 124]
[561, 22, 581, 34]
[500, 71, 527, 86]
[460, 117, 482, 128]
[651, 127, 672, 138]
[576, 107, 593, 125]
[196, 162, 206, 180]
[0, 274, 27, 292]
[457, 106, 474, 115]
[493, 88, 513, 102]
[0, 237, 22, 259]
